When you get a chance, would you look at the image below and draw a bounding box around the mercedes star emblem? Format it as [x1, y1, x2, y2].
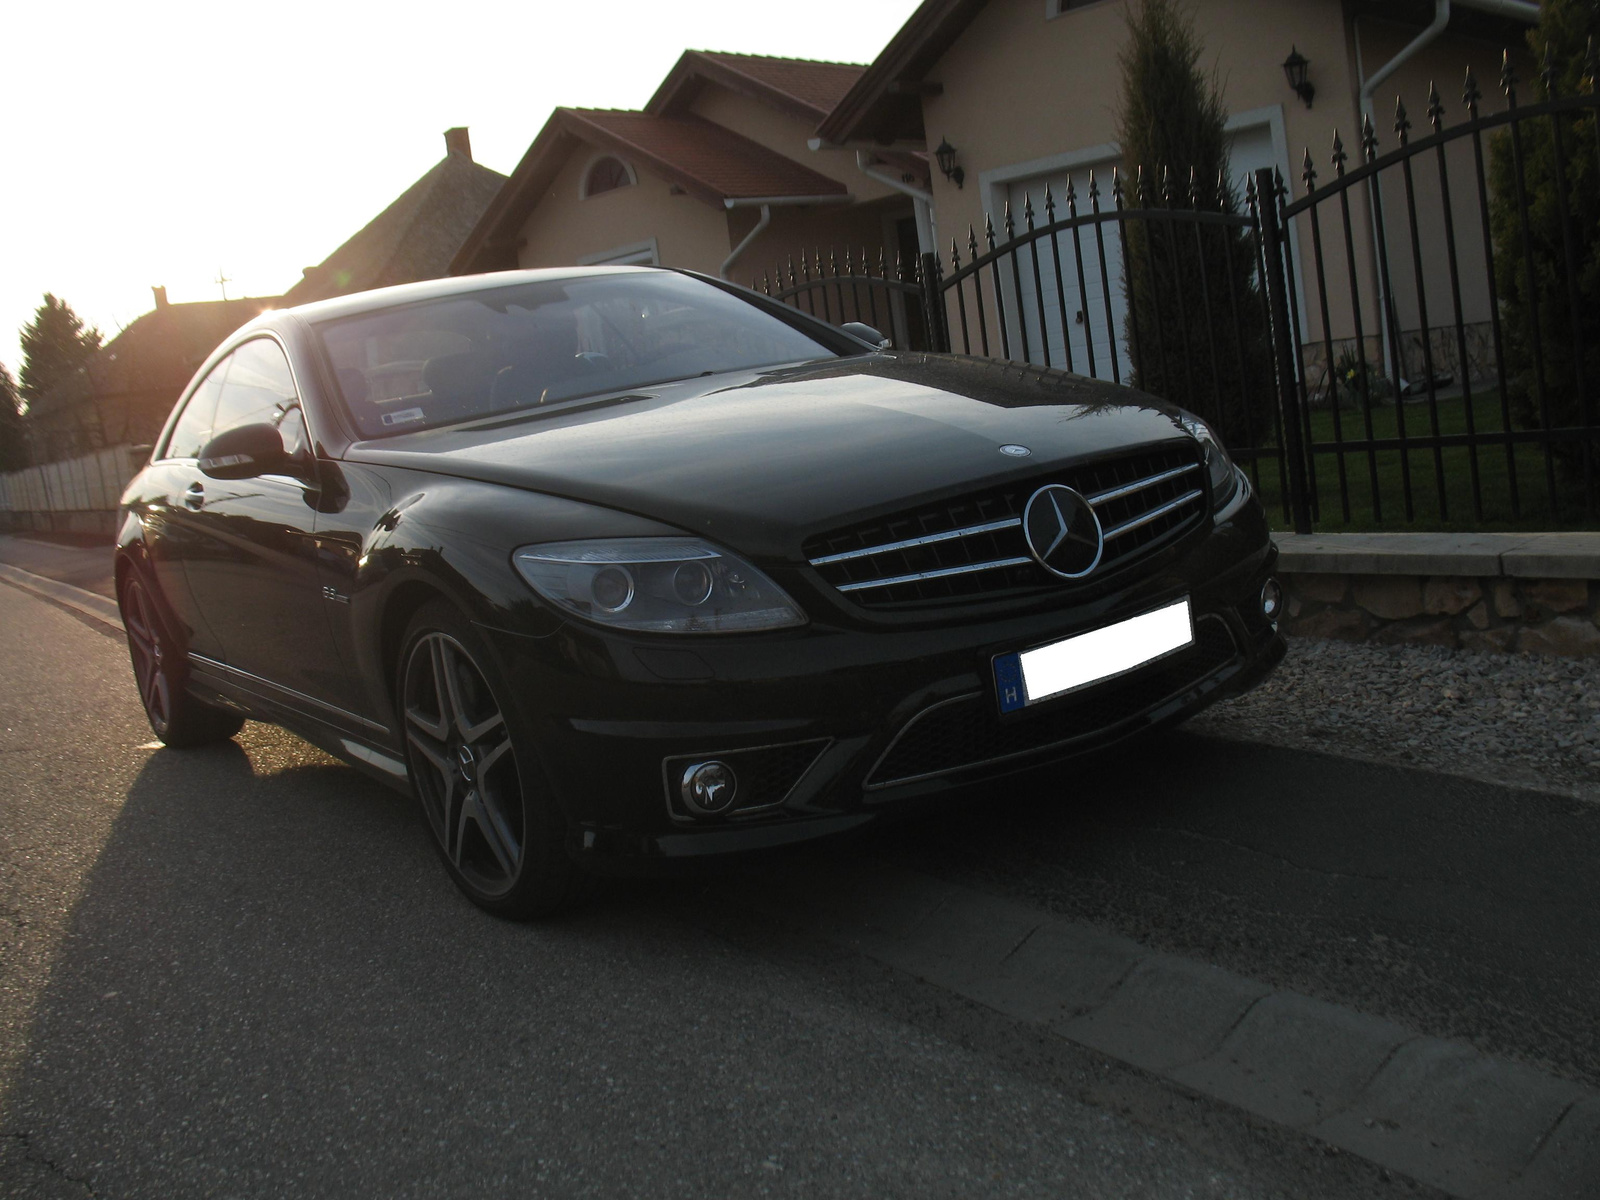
[1022, 484, 1103, 579]
[999, 444, 1032, 457]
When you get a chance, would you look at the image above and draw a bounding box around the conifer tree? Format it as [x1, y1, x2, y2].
[1488, 0, 1600, 495]
[18, 293, 101, 410]
[0, 364, 26, 472]
[1116, 0, 1272, 446]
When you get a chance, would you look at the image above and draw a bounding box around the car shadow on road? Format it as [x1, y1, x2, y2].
[0, 733, 749, 1194]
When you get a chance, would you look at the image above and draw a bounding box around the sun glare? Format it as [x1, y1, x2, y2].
[0, 0, 917, 376]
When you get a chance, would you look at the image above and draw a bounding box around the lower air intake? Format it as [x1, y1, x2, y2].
[866, 616, 1237, 789]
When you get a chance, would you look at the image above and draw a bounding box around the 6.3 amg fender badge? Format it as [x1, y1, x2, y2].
[1022, 484, 1103, 579]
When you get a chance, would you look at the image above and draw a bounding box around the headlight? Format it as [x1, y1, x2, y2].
[1178, 414, 1239, 506]
[512, 538, 807, 633]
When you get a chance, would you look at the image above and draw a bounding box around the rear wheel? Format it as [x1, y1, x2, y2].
[398, 599, 581, 918]
[119, 571, 244, 747]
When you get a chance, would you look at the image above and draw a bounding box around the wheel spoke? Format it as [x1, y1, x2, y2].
[149, 668, 170, 724]
[434, 638, 467, 737]
[405, 701, 448, 743]
[459, 708, 503, 745]
[468, 787, 519, 876]
[476, 734, 512, 778]
[405, 726, 451, 776]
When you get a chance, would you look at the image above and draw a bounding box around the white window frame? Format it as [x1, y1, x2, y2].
[1046, 0, 1114, 17]
[579, 154, 639, 200]
[577, 238, 660, 267]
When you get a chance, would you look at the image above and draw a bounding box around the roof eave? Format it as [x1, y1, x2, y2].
[817, 0, 985, 146]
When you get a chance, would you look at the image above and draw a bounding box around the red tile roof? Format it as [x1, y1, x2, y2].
[679, 52, 866, 120]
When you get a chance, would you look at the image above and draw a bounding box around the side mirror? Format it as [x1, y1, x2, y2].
[840, 322, 892, 351]
[198, 423, 289, 479]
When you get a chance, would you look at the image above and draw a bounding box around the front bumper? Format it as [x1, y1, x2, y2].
[480, 504, 1284, 872]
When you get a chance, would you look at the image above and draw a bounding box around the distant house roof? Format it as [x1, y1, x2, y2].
[34, 293, 272, 418]
[282, 129, 506, 306]
[27, 291, 275, 455]
[648, 50, 866, 123]
[451, 108, 848, 275]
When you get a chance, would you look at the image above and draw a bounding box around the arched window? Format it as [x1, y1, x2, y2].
[583, 157, 634, 198]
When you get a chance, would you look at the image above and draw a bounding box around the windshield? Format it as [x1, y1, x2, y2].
[315, 271, 840, 439]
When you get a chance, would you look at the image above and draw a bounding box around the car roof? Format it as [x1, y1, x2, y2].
[270, 264, 668, 326]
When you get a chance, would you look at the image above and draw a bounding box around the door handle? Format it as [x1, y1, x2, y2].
[184, 482, 205, 511]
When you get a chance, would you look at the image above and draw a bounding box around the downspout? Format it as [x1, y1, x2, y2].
[719, 195, 855, 280]
[1357, 0, 1451, 388]
[720, 204, 771, 279]
[854, 151, 938, 254]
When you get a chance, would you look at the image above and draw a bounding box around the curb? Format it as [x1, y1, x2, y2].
[0, 563, 123, 633]
[715, 859, 1599, 1199]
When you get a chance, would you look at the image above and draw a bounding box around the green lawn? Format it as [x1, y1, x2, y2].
[1245, 390, 1600, 532]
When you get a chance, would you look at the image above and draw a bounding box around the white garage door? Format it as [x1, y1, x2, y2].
[1003, 123, 1280, 382]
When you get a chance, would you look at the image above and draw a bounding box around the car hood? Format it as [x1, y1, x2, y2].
[342, 354, 1197, 562]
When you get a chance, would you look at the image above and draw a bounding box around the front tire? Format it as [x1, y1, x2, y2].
[119, 571, 244, 748]
[398, 599, 581, 918]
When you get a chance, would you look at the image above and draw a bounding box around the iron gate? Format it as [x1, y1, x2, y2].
[760, 47, 1600, 532]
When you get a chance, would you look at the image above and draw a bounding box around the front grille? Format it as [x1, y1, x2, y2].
[804, 443, 1206, 608]
[866, 615, 1237, 788]
[662, 738, 830, 822]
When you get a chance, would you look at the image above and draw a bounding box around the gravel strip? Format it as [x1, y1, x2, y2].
[1189, 637, 1600, 801]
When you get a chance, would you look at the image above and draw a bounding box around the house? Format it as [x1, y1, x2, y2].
[815, 0, 1540, 384]
[26, 288, 273, 461]
[283, 128, 507, 305]
[451, 52, 931, 293]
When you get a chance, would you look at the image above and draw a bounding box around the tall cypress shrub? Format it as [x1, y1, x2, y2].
[1117, 0, 1272, 447]
[1488, 0, 1600, 495]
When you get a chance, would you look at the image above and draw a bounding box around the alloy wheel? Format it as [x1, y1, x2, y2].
[122, 576, 172, 734]
[402, 632, 524, 895]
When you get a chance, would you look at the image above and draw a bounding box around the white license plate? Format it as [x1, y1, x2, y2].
[992, 597, 1194, 713]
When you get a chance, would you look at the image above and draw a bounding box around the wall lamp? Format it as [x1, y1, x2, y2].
[934, 138, 965, 189]
[1282, 46, 1315, 108]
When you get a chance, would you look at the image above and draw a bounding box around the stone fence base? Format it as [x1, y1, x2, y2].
[1282, 573, 1600, 656]
[1275, 533, 1600, 657]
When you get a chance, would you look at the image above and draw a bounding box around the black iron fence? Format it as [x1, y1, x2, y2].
[759, 48, 1600, 532]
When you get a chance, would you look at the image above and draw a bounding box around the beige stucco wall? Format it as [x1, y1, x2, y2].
[730, 195, 916, 289]
[916, 0, 1534, 390]
[688, 86, 900, 202]
[516, 149, 734, 276]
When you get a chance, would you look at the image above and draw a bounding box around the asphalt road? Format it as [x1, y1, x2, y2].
[2, 578, 1592, 1197]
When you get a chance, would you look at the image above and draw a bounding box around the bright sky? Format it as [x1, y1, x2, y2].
[0, 0, 921, 380]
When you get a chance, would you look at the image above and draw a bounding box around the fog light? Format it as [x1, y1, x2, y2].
[680, 760, 737, 815]
[1260, 577, 1283, 620]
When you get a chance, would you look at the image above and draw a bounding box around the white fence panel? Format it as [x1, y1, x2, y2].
[0, 445, 147, 514]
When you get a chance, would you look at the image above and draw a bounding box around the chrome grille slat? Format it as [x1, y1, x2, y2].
[804, 444, 1207, 608]
[1086, 462, 1200, 507]
[1102, 489, 1205, 541]
[835, 556, 1035, 593]
[808, 517, 1022, 566]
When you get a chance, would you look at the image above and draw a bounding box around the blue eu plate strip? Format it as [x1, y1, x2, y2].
[994, 653, 1026, 714]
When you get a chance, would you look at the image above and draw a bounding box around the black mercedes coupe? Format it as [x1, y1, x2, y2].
[115, 266, 1284, 916]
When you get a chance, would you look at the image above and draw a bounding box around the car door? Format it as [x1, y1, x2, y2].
[178, 336, 357, 716]
[136, 358, 230, 660]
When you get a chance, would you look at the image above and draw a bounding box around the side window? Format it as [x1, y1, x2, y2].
[212, 338, 311, 464]
[164, 357, 230, 459]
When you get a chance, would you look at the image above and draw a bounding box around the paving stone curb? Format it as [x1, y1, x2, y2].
[0, 563, 123, 631]
[717, 859, 1598, 1198]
